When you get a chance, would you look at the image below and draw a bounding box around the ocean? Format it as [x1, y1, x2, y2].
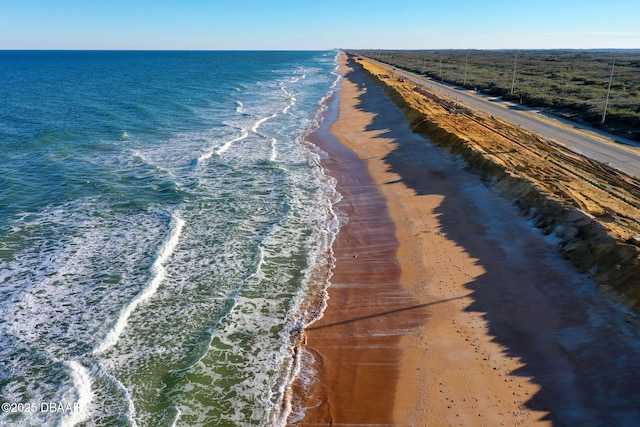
[0, 50, 340, 426]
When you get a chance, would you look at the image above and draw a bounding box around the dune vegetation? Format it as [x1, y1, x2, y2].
[351, 49, 640, 142]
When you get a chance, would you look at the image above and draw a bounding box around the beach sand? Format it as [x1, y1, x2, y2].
[289, 52, 640, 426]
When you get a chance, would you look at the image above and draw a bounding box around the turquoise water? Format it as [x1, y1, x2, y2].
[0, 51, 340, 426]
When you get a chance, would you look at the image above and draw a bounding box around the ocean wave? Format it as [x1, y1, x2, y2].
[93, 211, 184, 356]
[0, 50, 339, 426]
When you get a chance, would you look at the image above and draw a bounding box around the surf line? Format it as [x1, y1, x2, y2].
[93, 213, 185, 356]
[252, 114, 277, 133]
[213, 128, 250, 158]
[59, 360, 93, 427]
[280, 82, 298, 114]
[208, 110, 281, 161]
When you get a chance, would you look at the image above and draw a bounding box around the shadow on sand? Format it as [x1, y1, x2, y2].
[342, 56, 640, 426]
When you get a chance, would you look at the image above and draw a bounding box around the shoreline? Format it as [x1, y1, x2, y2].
[290, 52, 640, 426]
[288, 60, 419, 424]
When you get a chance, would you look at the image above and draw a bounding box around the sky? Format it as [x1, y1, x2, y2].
[1, 0, 639, 50]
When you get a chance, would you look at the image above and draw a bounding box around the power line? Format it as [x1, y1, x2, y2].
[510, 52, 518, 95]
[602, 57, 616, 124]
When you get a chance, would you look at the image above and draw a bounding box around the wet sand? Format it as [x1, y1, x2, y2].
[289, 53, 640, 426]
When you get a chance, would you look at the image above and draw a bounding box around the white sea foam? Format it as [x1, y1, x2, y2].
[168, 406, 182, 427]
[0, 199, 168, 356]
[280, 83, 297, 114]
[214, 128, 250, 156]
[252, 114, 277, 133]
[269, 137, 278, 162]
[93, 213, 184, 356]
[155, 242, 267, 387]
[60, 360, 93, 427]
[100, 369, 139, 427]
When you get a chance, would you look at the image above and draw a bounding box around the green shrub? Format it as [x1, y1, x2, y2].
[354, 49, 640, 142]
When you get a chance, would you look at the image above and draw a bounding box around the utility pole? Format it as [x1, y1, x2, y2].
[602, 57, 616, 124]
[463, 53, 468, 87]
[439, 54, 443, 82]
[510, 52, 518, 95]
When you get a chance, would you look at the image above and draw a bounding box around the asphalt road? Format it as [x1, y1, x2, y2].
[365, 57, 640, 178]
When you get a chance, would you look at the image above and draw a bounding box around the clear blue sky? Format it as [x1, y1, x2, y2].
[1, 0, 639, 50]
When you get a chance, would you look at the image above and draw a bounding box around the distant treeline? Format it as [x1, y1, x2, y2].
[350, 49, 640, 142]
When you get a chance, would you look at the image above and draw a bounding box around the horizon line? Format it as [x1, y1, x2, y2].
[2, 47, 639, 52]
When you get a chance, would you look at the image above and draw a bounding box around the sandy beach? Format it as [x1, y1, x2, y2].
[289, 52, 640, 426]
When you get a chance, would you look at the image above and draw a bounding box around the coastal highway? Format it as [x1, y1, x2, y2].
[361, 56, 640, 178]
